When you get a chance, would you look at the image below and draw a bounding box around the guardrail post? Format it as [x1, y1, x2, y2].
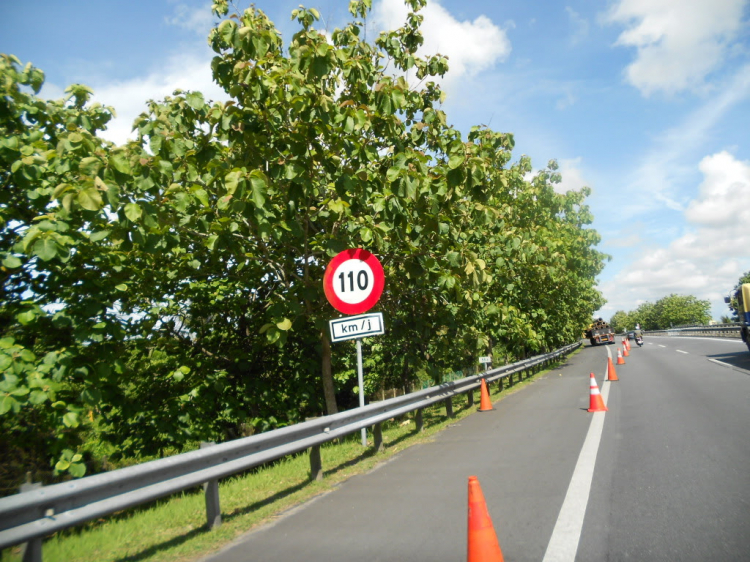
[415, 408, 424, 432]
[200, 442, 222, 529]
[497, 377, 504, 392]
[373, 423, 384, 453]
[467, 387, 474, 406]
[445, 397, 454, 418]
[19, 476, 42, 562]
[309, 444, 323, 481]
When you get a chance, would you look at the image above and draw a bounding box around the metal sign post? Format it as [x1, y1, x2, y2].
[324, 249, 386, 447]
[328, 313, 385, 447]
[356, 339, 366, 446]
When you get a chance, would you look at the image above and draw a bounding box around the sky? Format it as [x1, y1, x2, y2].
[2, 0, 750, 322]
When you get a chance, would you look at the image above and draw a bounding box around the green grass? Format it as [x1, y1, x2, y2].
[2, 353, 577, 562]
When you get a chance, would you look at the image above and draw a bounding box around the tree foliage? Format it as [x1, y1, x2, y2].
[609, 294, 711, 331]
[0, 0, 607, 489]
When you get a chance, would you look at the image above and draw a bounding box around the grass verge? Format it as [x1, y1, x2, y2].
[2, 351, 579, 562]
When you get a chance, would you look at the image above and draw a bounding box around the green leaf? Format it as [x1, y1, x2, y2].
[89, 230, 111, 242]
[186, 92, 205, 110]
[248, 170, 267, 208]
[2, 256, 22, 268]
[194, 188, 210, 207]
[0, 395, 17, 415]
[16, 310, 36, 325]
[78, 187, 103, 211]
[276, 318, 292, 331]
[115, 284, 128, 291]
[81, 387, 102, 405]
[206, 234, 219, 250]
[109, 151, 131, 174]
[79, 157, 101, 176]
[69, 462, 86, 478]
[62, 412, 80, 428]
[29, 390, 48, 405]
[448, 153, 465, 170]
[124, 203, 142, 222]
[55, 459, 71, 471]
[32, 237, 58, 261]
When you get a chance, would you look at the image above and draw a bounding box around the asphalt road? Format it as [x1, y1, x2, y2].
[203, 337, 750, 562]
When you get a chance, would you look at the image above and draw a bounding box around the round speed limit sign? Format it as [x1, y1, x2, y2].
[323, 249, 385, 315]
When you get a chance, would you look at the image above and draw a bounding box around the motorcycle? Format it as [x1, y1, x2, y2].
[635, 336, 643, 347]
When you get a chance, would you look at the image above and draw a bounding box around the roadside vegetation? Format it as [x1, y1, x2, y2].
[0, 0, 606, 496]
[0, 358, 572, 562]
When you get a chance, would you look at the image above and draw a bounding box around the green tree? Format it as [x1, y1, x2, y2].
[652, 294, 711, 328]
[0, 0, 608, 488]
[609, 310, 630, 333]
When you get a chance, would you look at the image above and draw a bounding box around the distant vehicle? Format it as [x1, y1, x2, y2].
[584, 318, 615, 346]
[627, 331, 636, 340]
[726, 283, 750, 352]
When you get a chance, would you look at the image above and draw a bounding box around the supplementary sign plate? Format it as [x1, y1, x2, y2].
[479, 356, 492, 364]
[329, 313, 385, 343]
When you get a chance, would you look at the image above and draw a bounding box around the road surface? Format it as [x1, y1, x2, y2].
[203, 336, 750, 561]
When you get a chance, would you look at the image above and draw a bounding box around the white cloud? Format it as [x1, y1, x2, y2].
[604, 0, 746, 96]
[90, 49, 228, 146]
[685, 151, 750, 226]
[372, 0, 510, 89]
[165, 2, 215, 35]
[599, 151, 750, 319]
[566, 6, 589, 45]
[555, 157, 589, 193]
[616, 64, 750, 217]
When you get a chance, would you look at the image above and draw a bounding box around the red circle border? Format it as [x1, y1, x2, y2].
[323, 249, 385, 315]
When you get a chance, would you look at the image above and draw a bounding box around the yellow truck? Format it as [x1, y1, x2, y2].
[726, 283, 750, 352]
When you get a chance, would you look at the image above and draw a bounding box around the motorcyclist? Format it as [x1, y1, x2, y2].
[634, 328, 644, 346]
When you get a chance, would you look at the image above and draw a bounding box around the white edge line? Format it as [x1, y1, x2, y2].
[542, 373, 609, 562]
[676, 350, 688, 354]
[708, 358, 732, 368]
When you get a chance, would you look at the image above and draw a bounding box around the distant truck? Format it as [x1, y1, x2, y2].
[726, 283, 750, 352]
[584, 318, 615, 346]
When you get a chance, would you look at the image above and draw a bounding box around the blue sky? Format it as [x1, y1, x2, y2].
[3, 0, 750, 322]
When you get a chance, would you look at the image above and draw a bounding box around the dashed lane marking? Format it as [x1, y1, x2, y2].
[676, 350, 688, 354]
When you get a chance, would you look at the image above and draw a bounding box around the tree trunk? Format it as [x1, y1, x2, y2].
[320, 330, 338, 415]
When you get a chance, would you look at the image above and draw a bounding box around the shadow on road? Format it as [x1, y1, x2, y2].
[708, 350, 750, 373]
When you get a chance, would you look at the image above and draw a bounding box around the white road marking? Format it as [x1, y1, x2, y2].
[708, 358, 733, 368]
[676, 350, 688, 354]
[658, 345, 666, 348]
[542, 375, 610, 562]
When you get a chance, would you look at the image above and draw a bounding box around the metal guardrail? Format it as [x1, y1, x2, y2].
[644, 325, 741, 338]
[0, 342, 580, 559]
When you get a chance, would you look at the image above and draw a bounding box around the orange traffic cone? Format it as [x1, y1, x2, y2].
[478, 379, 493, 412]
[607, 357, 619, 381]
[587, 373, 608, 412]
[616, 348, 625, 365]
[625, 338, 631, 351]
[467, 476, 505, 562]
[623, 345, 629, 357]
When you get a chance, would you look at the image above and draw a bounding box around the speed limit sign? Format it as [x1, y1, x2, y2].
[323, 249, 385, 315]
